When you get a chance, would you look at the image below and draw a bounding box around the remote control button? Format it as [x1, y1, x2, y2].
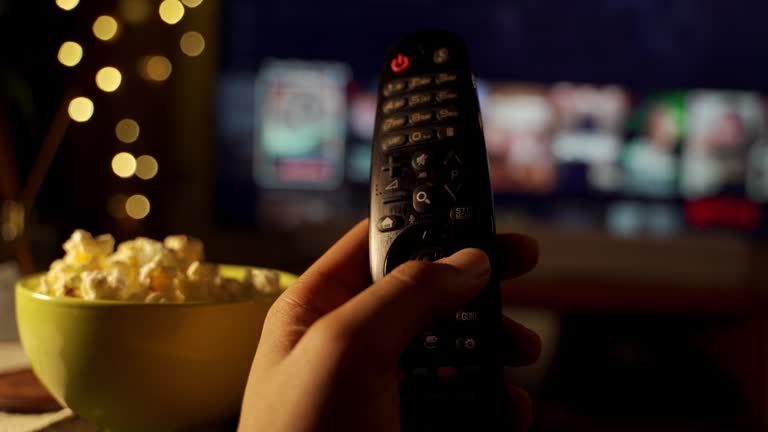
[433, 47, 450, 64]
[411, 368, 432, 377]
[436, 89, 458, 102]
[380, 134, 406, 150]
[408, 75, 432, 89]
[461, 365, 483, 377]
[413, 185, 434, 213]
[420, 228, 435, 242]
[382, 79, 406, 97]
[381, 115, 407, 132]
[382, 97, 407, 114]
[383, 177, 400, 191]
[406, 213, 418, 225]
[449, 206, 473, 221]
[383, 192, 409, 204]
[390, 53, 410, 73]
[412, 248, 443, 262]
[436, 367, 457, 378]
[437, 125, 458, 139]
[377, 215, 403, 232]
[455, 336, 477, 352]
[423, 333, 440, 350]
[443, 149, 463, 168]
[408, 110, 433, 125]
[408, 92, 432, 107]
[443, 184, 461, 202]
[411, 151, 430, 171]
[409, 129, 434, 144]
[381, 155, 402, 177]
[437, 106, 460, 120]
[435, 72, 458, 85]
[455, 310, 481, 322]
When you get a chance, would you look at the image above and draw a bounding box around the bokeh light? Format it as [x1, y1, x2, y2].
[181, 0, 203, 7]
[93, 16, 119, 41]
[55, 0, 79, 11]
[95, 67, 122, 92]
[115, 119, 140, 143]
[57, 41, 82, 67]
[179, 31, 205, 57]
[119, 0, 151, 24]
[135, 155, 159, 180]
[143, 56, 172, 81]
[112, 152, 137, 178]
[125, 195, 150, 219]
[67, 97, 94, 122]
[158, 0, 184, 24]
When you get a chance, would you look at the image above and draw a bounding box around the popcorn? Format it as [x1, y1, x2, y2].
[62, 229, 115, 268]
[243, 268, 281, 296]
[38, 230, 283, 303]
[163, 235, 204, 269]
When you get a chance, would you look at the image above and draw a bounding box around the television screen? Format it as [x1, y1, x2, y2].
[214, 1, 768, 236]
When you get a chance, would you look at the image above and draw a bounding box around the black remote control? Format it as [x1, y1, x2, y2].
[369, 30, 503, 429]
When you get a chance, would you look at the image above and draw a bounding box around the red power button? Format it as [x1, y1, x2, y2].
[390, 54, 410, 73]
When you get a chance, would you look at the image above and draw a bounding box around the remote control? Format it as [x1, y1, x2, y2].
[369, 30, 503, 429]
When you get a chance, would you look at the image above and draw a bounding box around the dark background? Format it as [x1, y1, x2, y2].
[2, 1, 768, 431]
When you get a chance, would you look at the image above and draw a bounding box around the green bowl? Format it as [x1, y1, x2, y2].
[15, 265, 298, 432]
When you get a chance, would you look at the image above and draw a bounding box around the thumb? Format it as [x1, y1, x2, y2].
[319, 248, 490, 367]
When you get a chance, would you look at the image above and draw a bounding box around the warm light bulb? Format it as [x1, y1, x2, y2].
[115, 119, 140, 143]
[93, 15, 119, 41]
[143, 56, 172, 81]
[68, 97, 94, 122]
[57, 41, 83, 67]
[56, 0, 79, 11]
[95, 67, 122, 92]
[125, 195, 150, 219]
[112, 152, 136, 178]
[181, 0, 203, 7]
[135, 155, 159, 180]
[179, 31, 205, 57]
[158, 0, 184, 25]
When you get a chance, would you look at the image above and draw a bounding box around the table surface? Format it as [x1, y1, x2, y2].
[0, 341, 129, 432]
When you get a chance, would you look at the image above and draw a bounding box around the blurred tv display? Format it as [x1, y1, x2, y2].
[215, 1, 768, 235]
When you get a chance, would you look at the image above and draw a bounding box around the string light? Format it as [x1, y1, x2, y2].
[55, 0, 79, 11]
[95, 67, 122, 92]
[115, 119, 140, 143]
[179, 31, 205, 57]
[57, 41, 83, 67]
[143, 56, 172, 81]
[158, 0, 184, 25]
[111, 152, 136, 178]
[181, 0, 203, 7]
[125, 194, 150, 219]
[93, 16, 119, 41]
[67, 97, 94, 122]
[135, 155, 158, 180]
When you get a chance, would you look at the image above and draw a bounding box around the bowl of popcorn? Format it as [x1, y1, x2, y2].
[15, 230, 297, 432]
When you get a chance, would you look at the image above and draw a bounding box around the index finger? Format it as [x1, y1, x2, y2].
[258, 219, 371, 363]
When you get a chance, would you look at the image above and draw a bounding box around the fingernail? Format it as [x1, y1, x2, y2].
[440, 248, 490, 280]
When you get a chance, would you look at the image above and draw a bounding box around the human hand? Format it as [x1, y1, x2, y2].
[238, 219, 540, 432]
